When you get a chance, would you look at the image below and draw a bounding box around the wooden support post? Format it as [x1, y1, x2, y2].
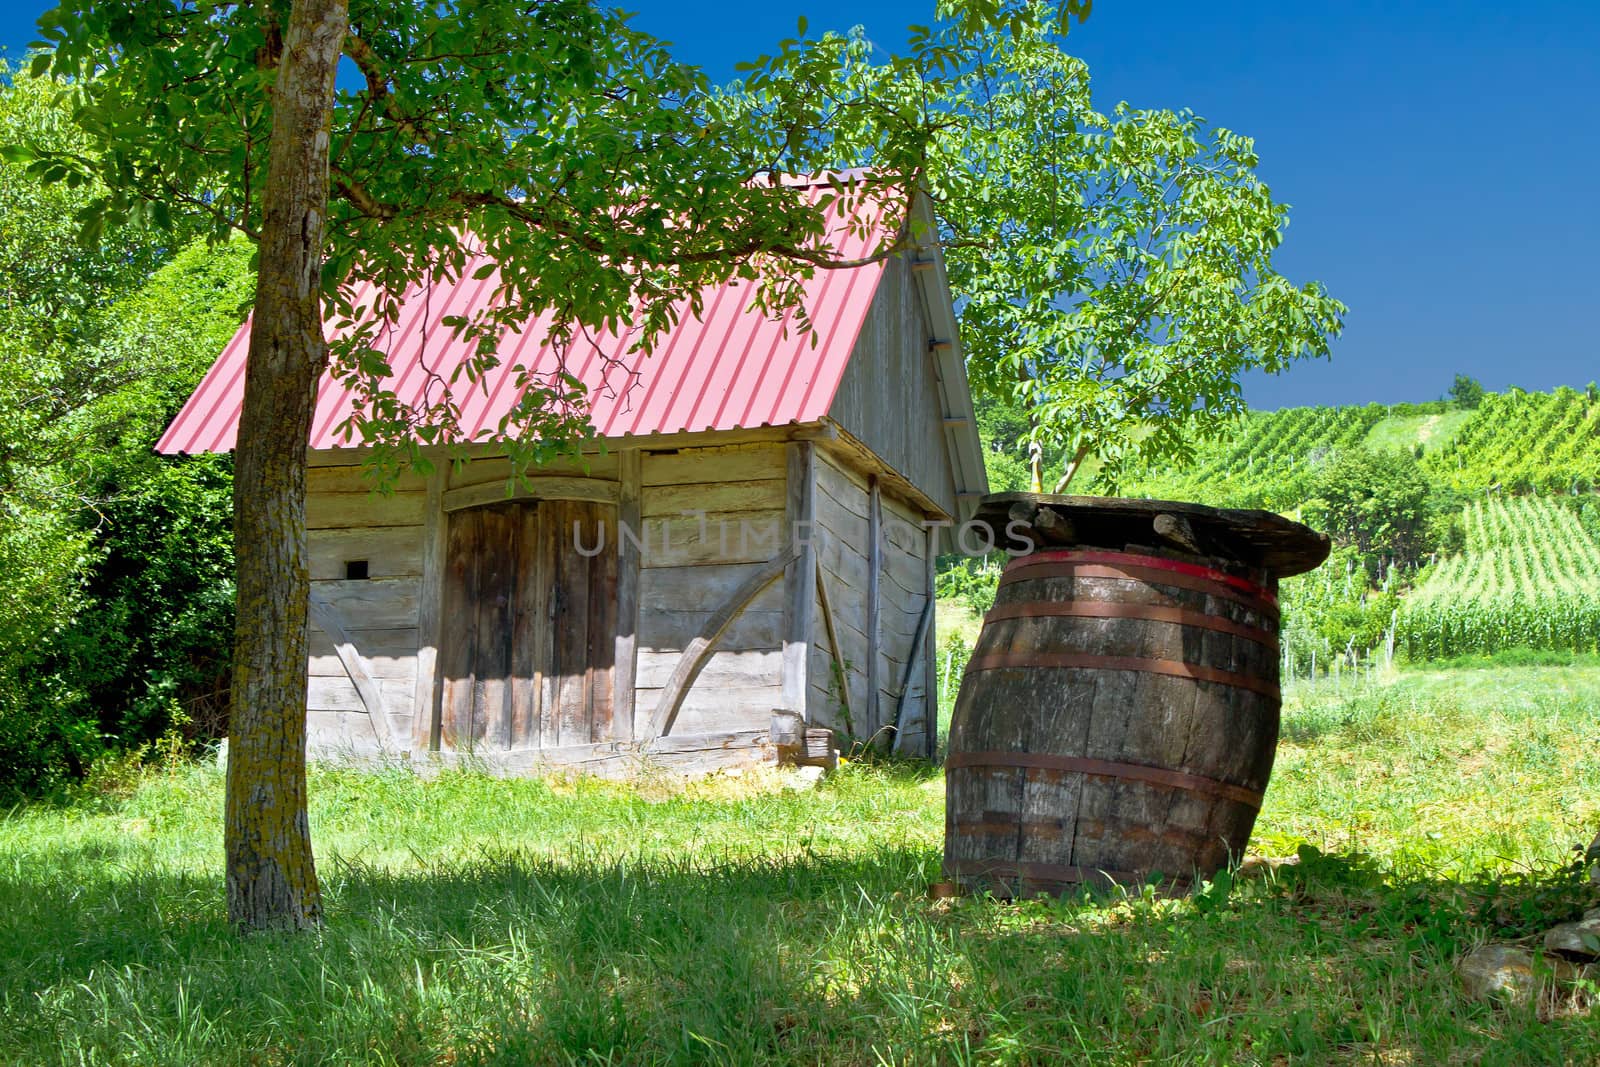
[889, 597, 935, 756]
[411, 462, 446, 754]
[782, 441, 817, 717]
[866, 475, 883, 746]
[612, 448, 641, 742]
[814, 566, 854, 735]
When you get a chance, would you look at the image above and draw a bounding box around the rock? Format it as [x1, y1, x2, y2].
[781, 765, 827, 791]
[1458, 945, 1538, 1006]
[1545, 918, 1600, 961]
[1584, 906, 1600, 923]
[1237, 855, 1300, 879]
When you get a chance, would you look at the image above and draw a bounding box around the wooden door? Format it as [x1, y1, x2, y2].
[439, 499, 618, 752]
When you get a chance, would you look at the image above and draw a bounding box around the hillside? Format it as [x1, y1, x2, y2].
[958, 384, 1600, 668]
[1114, 386, 1600, 509]
[1106, 387, 1600, 666]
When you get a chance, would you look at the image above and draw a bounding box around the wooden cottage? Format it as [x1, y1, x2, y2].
[158, 185, 988, 774]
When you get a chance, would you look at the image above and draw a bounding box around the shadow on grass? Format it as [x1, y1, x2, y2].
[0, 839, 1594, 1065]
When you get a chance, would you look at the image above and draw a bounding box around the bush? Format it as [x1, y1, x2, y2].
[0, 237, 251, 797]
[1303, 447, 1443, 574]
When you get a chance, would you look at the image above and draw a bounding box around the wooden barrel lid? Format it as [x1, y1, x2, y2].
[972, 493, 1331, 578]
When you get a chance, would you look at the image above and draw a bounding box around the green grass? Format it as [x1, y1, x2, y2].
[1362, 408, 1473, 454]
[2, 666, 1598, 1065]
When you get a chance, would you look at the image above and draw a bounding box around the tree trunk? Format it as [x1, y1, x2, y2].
[225, 0, 348, 932]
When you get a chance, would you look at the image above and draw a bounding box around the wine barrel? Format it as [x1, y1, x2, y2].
[944, 546, 1287, 895]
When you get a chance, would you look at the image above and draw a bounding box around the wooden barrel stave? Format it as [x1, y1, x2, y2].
[945, 548, 1283, 895]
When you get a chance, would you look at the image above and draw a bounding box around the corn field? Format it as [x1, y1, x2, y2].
[1398, 497, 1600, 658]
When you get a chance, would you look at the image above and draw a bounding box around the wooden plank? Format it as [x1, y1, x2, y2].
[645, 542, 802, 739]
[537, 500, 562, 751]
[816, 430, 955, 526]
[443, 477, 619, 514]
[447, 452, 619, 489]
[642, 691, 776, 736]
[641, 478, 786, 518]
[642, 445, 786, 486]
[306, 491, 426, 529]
[307, 710, 390, 760]
[781, 442, 816, 716]
[411, 464, 446, 753]
[307, 465, 427, 494]
[814, 565, 854, 735]
[816, 453, 870, 508]
[586, 500, 620, 743]
[421, 728, 777, 779]
[472, 506, 517, 750]
[889, 597, 935, 755]
[636, 648, 784, 691]
[612, 449, 642, 744]
[971, 493, 1331, 578]
[438, 509, 480, 751]
[305, 589, 400, 751]
[305, 627, 416, 659]
[638, 608, 783, 658]
[640, 509, 788, 567]
[866, 476, 883, 746]
[309, 649, 417, 682]
[308, 527, 424, 580]
[553, 501, 593, 747]
[510, 503, 545, 749]
[306, 577, 420, 630]
[814, 479, 871, 543]
[639, 564, 787, 615]
[305, 677, 415, 717]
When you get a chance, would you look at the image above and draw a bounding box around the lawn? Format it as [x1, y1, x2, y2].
[1362, 408, 1474, 455]
[2, 665, 1597, 1065]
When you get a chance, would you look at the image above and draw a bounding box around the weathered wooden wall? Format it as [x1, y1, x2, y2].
[827, 255, 960, 520]
[633, 443, 789, 737]
[807, 452, 934, 751]
[304, 434, 936, 765]
[304, 450, 617, 759]
[304, 463, 428, 757]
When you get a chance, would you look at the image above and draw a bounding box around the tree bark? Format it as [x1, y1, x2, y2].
[225, 0, 348, 932]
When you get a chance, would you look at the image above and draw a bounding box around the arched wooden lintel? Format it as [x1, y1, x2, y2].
[441, 476, 619, 514]
[645, 542, 802, 742]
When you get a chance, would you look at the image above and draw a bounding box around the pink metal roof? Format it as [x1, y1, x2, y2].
[156, 184, 893, 455]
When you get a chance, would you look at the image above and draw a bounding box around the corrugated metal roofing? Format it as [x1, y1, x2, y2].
[157, 183, 892, 455]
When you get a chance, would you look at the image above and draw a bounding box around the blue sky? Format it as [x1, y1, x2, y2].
[5, 1, 1597, 409]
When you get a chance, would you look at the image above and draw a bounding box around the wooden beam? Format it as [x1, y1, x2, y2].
[645, 543, 802, 740]
[814, 565, 854, 735]
[420, 728, 777, 779]
[866, 475, 883, 746]
[781, 441, 817, 717]
[309, 423, 842, 469]
[890, 597, 935, 756]
[927, 339, 954, 353]
[442, 476, 618, 513]
[814, 421, 953, 523]
[612, 448, 642, 742]
[411, 463, 447, 753]
[307, 589, 398, 753]
[942, 416, 970, 428]
[909, 258, 936, 273]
